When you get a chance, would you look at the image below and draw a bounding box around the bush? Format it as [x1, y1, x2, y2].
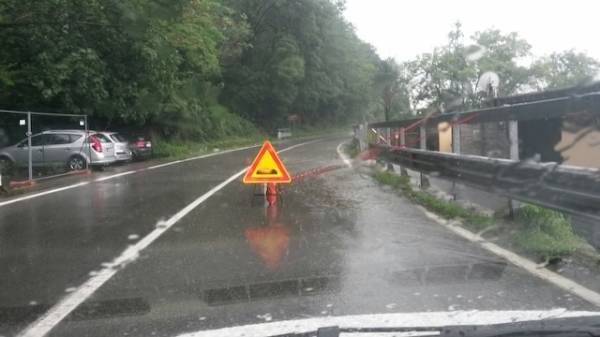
[514, 205, 583, 259]
[151, 104, 264, 158]
[373, 170, 410, 189]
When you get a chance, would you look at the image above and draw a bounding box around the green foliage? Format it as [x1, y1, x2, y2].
[513, 205, 583, 259]
[396, 22, 599, 115]
[0, 0, 383, 138]
[372, 169, 494, 231]
[375, 58, 410, 121]
[372, 170, 410, 190]
[530, 50, 600, 90]
[2, 2, 597, 138]
[401, 23, 533, 113]
[153, 132, 263, 160]
[220, 0, 381, 128]
[0, 0, 253, 138]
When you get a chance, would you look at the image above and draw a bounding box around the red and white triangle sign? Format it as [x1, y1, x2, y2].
[243, 141, 292, 184]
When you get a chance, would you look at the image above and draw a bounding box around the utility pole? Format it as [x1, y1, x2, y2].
[27, 111, 32, 181]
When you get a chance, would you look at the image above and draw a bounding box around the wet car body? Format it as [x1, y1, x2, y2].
[130, 136, 152, 160]
[100, 131, 132, 162]
[0, 129, 117, 170]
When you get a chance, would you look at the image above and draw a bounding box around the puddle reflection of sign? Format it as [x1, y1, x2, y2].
[243, 141, 291, 184]
[245, 225, 289, 270]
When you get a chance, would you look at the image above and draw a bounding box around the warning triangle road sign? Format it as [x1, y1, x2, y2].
[243, 141, 292, 184]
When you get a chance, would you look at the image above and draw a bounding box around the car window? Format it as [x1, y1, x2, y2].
[110, 134, 127, 142]
[30, 134, 47, 146]
[94, 133, 112, 143]
[46, 134, 71, 145]
[69, 134, 83, 143]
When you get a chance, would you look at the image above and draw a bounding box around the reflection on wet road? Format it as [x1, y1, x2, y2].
[0, 137, 596, 337]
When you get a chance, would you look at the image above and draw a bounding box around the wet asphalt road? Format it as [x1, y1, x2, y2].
[0, 136, 596, 337]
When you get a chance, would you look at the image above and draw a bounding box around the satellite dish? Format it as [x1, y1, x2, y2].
[477, 71, 500, 98]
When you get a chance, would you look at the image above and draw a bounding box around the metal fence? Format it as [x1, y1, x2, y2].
[0, 109, 90, 186]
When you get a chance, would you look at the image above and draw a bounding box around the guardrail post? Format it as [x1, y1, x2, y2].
[27, 111, 33, 181]
[452, 123, 461, 154]
[398, 127, 408, 176]
[509, 120, 519, 160]
[508, 120, 520, 217]
[386, 127, 392, 146]
[419, 124, 430, 188]
[361, 123, 368, 151]
[400, 128, 406, 148]
[451, 123, 461, 199]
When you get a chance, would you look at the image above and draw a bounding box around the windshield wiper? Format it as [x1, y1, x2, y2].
[273, 326, 442, 337]
[272, 320, 600, 337]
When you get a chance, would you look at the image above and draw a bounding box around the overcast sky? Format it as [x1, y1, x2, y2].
[344, 0, 599, 62]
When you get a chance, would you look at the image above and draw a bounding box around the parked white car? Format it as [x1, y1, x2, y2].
[99, 132, 132, 162]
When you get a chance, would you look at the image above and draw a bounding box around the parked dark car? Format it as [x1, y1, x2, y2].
[129, 136, 153, 160]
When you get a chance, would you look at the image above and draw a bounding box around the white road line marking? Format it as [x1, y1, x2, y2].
[418, 206, 600, 307]
[147, 144, 260, 170]
[277, 138, 322, 153]
[0, 144, 262, 208]
[16, 139, 317, 337]
[94, 170, 138, 182]
[0, 182, 90, 208]
[336, 142, 353, 168]
[177, 310, 600, 337]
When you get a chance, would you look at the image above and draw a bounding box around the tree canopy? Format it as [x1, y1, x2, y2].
[0, 0, 383, 138]
[396, 23, 600, 116]
[1, 3, 599, 135]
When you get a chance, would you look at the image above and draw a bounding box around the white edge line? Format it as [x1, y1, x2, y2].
[278, 138, 321, 153]
[0, 144, 261, 208]
[147, 144, 260, 170]
[94, 170, 138, 182]
[0, 182, 90, 207]
[336, 142, 353, 168]
[177, 310, 600, 337]
[417, 206, 600, 307]
[16, 139, 318, 337]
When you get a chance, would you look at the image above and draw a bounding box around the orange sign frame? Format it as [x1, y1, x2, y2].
[243, 141, 292, 184]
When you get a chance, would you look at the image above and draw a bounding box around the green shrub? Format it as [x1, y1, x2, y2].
[372, 170, 410, 189]
[150, 104, 264, 159]
[514, 205, 583, 259]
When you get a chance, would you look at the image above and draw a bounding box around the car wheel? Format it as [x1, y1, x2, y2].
[67, 155, 87, 171]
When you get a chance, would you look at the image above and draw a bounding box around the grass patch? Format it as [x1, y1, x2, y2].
[513, 205, 584, 260]
[372, 169, 494, 231]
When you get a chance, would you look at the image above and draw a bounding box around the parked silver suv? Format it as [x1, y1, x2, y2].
[0, 130, 117, 171]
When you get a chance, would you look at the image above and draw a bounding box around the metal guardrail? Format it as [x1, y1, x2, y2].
[377, 145, 600, 222]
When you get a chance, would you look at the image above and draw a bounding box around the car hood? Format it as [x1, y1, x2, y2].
[176, 310, 600, 337]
